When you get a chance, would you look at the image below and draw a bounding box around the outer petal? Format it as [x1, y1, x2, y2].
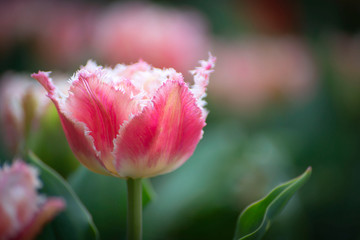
[113, 79, 205, 178]
[190, 53, 216, 117]
[31, 72, 110, 175]
[14, 198, 65, 240]
[63, 68, 138, 173]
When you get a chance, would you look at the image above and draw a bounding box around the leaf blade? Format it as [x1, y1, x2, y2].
[142, 178, 157, 206]
[234, 167, 312, 240]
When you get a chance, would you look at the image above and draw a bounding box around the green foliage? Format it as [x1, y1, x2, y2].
[28, 152, 99, 240]
[142, 178, 157, 206]
[234, 167, 312, 240]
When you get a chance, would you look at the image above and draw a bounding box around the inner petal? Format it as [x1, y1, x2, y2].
[114, 61, 180, 100]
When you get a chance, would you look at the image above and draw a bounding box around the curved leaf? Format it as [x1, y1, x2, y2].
[234, 167, 312, 240]
[28, 152, 99, 240]
[142, 178, 157, 206]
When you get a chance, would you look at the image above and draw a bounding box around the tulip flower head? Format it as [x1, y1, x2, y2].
[0, 160, 65, 240]
[32, 56, 215, 178]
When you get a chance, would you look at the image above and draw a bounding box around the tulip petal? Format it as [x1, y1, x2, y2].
[190, 54, 216, 117]
[113, 80, 205, 178]
[63, 68, 138, 173]
[31, 72, 110, 175]
[15, 198, 65, 240]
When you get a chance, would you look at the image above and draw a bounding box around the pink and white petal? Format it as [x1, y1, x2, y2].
[190, 54, 216, 105]
[31, 72, 110, 175]
[114, 79, 141, 97]
[189, 54, 215, 119]
[14, 198, 65, 240]
[63, 70, 139, 172]
[113, 60, 151, 80]
[113, 80, 205, 178]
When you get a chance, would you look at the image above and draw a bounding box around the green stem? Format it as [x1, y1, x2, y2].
[127, 178, 142, 240]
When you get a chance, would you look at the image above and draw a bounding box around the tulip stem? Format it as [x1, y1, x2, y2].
[127, 178, 142, 240]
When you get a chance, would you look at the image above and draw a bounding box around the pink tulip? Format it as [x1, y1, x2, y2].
[32, 56, 215, 178]
[0, 160, 65, 240]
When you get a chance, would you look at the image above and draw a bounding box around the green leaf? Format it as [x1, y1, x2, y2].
[142, 178, 157, 206]
[28, 152, 99, 240]
[234, 167, 312, 240]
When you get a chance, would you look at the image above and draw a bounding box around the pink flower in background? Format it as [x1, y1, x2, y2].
[0, 160, 65, 240]
[0, 74, 50, 155]
[32, 55, 215, 178]
[33, 1, 96, 69]
[210, 37, 316, 113]
[93, 3, 209, 74]
[0, 0, 97, 69]
[0, 0, 44, 54]
[0, 1, 17, 53]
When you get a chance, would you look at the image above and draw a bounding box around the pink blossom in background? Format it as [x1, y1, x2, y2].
[0, 1, 17, 53]
[32, 55, 215, 179]
[0, 0, 62, 51]
[0, 0, 42, 53]
[93, 3, 209, 75]
[210, 37, 316, 113]
[33, 1, 97, 69]
[0, 160, 65, 240]
[0, 0, 97, 69]
[0, 74, 50, 155]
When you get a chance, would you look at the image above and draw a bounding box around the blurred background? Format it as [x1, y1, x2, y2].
[0, 0, 360, 239]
